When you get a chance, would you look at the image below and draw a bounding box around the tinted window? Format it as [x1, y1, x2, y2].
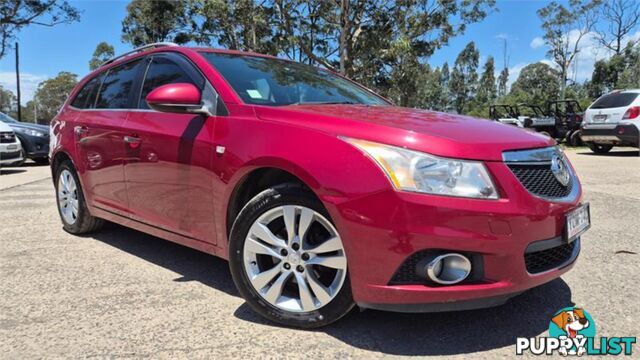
[95, 59, 143, 109]
[591, 92, 639, 109]
[71, 74, 103, 109]
[138, 56, 204, 109]
[200, 52, 388, 106]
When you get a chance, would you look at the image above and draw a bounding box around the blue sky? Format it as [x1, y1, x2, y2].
[1, 0, 637, 104]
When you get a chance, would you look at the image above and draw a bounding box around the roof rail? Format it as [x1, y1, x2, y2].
[101, 42, 179, 67]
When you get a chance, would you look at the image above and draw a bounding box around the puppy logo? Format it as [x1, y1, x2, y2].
[552, 308, 590, 339]
[549, 307, 596, 356]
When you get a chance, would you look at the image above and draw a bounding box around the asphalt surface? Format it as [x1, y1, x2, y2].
[1, 148, 639, 359]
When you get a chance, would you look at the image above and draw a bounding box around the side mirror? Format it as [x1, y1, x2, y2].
[146, 83, 212, 116]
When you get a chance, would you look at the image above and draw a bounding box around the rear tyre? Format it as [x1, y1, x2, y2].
[587, 143, 613, 154]
[54, 161, 104, 234]
[229, 183, 354, 328]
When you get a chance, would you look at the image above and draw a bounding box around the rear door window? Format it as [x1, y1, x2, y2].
[590, 93, 639, 109]
[138, 55, 204, 109]
[95, 59, 144, 109]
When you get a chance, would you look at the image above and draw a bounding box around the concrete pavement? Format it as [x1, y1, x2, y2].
[1, 148, 638, 358]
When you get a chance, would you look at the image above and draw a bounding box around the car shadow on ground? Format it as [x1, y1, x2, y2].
[87, 222, 573, 356]
[86, 222, 239, 297]
[234, 279, 573, 356]
[0, 169, 27, 175]
[577, 150, 639, 157]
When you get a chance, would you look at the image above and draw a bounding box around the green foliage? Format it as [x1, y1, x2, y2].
[536, 0, 600, 99]
[0, 85, 16, 115]
[497, 67, 508, 97]
[450, 42, 479, 113]
[89, 42, 115, 70]
[0, 0, 80, 58]
[192, 0, 277, 55]
[121, 0, 191, 46]
[509, 62, 560, 106]
[118, 0, 495, 109]
[473, 56, 497, 112]
[32, 71, 78, 124]
[588, 41, 640, 97]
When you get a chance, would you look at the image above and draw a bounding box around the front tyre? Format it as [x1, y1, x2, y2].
[229, 184, 354, 328]
[55, 161, 104, 234]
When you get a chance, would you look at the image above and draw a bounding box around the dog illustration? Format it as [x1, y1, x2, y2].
[551, 308, 590, 356]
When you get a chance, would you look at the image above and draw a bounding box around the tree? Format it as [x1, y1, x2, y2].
[438, 62, 451, 111]
[595, 0, 640, 55]
[0, 85, 16, 114]
[192, 0, 277, 55]
[449, 42, 479, 114]
[509, 62, 560, 106]
[537, 0, 601, 99]
[121, 0, 191, 46]
[89, 42, 115, 70]
[32, 71, 77, 123]
[476, 56, 497, 106]
[588, 41, 640, 97]
[0, 0, 80, 58]
[497, 67, 509, 97]
[616, 42, 640, 88]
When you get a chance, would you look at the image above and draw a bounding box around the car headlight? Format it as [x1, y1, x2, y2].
[342, 137, 498, 199]
[18, 129, 46, 137]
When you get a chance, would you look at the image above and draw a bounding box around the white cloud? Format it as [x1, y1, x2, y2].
[530, 37, 545, 49]
[0, 72, 49, 105]
[519, 29, 640, 85]
[495, 33, 509, 40]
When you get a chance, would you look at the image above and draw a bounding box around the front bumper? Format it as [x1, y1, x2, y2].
[580, 123, 639, 147]
[0, 141, 24, 166]
[15, 133, 50, 159]
[326, 160, 584, 311]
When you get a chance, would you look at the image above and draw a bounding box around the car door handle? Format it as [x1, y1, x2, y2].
[74, 126, 89, 136]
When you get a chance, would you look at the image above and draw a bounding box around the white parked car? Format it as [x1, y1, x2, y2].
[0, 120, 24, 167]
[581, 89, 640, 153]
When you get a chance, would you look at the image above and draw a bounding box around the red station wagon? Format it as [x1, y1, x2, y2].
[50, 43, 590, 328]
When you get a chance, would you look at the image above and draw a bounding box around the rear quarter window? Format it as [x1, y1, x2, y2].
[590, 92, 639, 109]
[70, 74, 104, 109]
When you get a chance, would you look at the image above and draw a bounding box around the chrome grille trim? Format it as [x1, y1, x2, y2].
[503, 146, 580, 203]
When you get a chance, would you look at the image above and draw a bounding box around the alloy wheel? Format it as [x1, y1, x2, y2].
[243, 205, 347, 313]
[57, 169, 79, 225]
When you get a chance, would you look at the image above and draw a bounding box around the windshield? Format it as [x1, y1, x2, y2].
[0, 112, 18, 123]
[590, 92, 639, 109]
[200, 52, 389, 106]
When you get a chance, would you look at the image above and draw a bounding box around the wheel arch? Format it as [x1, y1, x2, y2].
[225, 164, 321, 239]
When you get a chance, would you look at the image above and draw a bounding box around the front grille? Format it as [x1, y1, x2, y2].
[508, 164, 572, 198]
[390, 251, 428, 284]
[0, 150, 21, 160]
[525, 240, 578, 274]
[0, 132, 15, 143]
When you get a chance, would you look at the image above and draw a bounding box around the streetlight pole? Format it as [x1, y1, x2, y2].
[15, 42, 22, 122]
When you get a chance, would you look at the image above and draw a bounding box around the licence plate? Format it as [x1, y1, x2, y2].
[565, 203, 590, 242]
[6, 144, 17, 150]
[593, 115, 607, 123]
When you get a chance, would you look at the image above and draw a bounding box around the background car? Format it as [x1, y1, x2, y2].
[0, 120, 24, 167]
[0, 112, 50, 164]
[580, 89, 640, 153]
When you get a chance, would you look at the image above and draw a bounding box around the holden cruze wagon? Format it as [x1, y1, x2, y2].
[50, 43, 590, 328]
